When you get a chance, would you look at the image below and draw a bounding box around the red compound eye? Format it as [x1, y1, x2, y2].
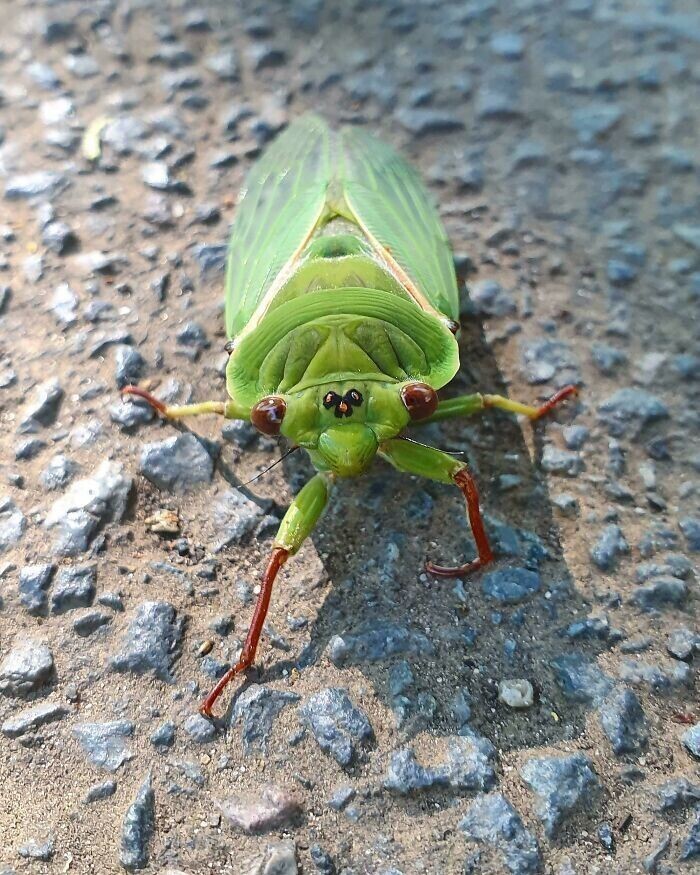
[401, 382, 438, 421]
[250, 396, 286, 435]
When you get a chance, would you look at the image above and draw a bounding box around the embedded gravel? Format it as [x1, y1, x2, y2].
[0, 1, 698, 873]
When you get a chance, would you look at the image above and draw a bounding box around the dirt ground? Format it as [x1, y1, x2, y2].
[0, 1, 697, 873]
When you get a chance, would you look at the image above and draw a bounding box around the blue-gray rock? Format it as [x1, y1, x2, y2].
[211, 489, 270, 552]
[541, 446, 583, 477]
[1, 701, 69, 738]
[4, 172, 67, 200]
[18, 563, 54, 614]
[18, 835, 54, 861]
[629, 576, 687, 611]
[654, 777, 700, 812]
[84, 780, 118, 803]
[221, 420, 260, 449]
[39, 454, 77, 491]
[72, 609, 112, 636]
[591, 343, 627, 375]
[119, 773, 155, 870]
[50, 564, 96, 614]
[0, 497, 27, 553]
[564, 614, 621, 643]
[42, 220, 76, 254]
[230, 684, 301, 753]
[385, 732, 497, 794]
[150, 721, 176, 749]
[299, 688, 373, 766]
[459, 792, 541, 875]
[598, 688, 648, 755]
[597, 389, 668, 438]
[395, 108, 463, 136]
[484, 515, 548, 567]
[114, 345, 146, 389]
[680, 809, 700, 861]
[43, 460, 132, 556]
[562, 426, 589, 450]
[520, 754, 599, 838]
[310, 843, 336, 874]
[192, 242, 227, 275]
[680, 517, 700, 552]
[72, 721, 134, 771]
[520, 339, 580, 386]
[666, 627, 699, 661]
[590, 524, 629, 571]
[551, 654, 614, 704]
[618, 658, 690, 692]
[475, 78, 522, 120]
[481, 567, 541, 604]
[14, 437, 46, 460]
[681, 724, 700, 759]
[571, 104, 623, 142]
[176, 321, 210, 355]
[0, 639, 54, 695]
[205, 49, 239, 80]
[17, 379, 63, 433]
[327, 620, 433, 667]
[467, 279, 516, 317]
[140, 434, 214, 493]
[109, 601, 184, 682]
[183, 713, 216, 743]
[490, 31, 525, 59]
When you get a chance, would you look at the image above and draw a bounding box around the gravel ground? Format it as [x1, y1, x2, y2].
[0, 0, 698, 873]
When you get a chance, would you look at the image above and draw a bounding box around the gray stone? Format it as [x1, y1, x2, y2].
[50, 564, 97, 614]
[18, 564, 54, 614]
[150, 721, 176, 749]
[212, 490, 270, 552]
[72, 721, 134, 771]
[17, 379, 64, 433]
[110, 601, 184, 682]
[629, 576, 687, 611]
[183, 713, 216, 743]
[84, 780, 117, 803]
[205, 49, 239, 80]
[395, 108, 463, 136]
[467, 279, 516, 317]
[541, 446, 583, 477]
[643, 833, 671, 873]
[597, 388, 668, 438]
[140, 434, 214, 493]
[230, 684, 301, 753]
[598, 688, 648, 755]
[521, 339, 580, 386]
[218, 784, 302, 834]
[299, 688, 373, 766]
[666, 627, 699, 660]
[0, 639, 54, 695]
[491, 31, 525, 59]
[551, 653, 614, 704]
[681, 724, 700, 759]
[385, 732, 497, 794]
[42, 220, 76, 254]
[114, 345, 146, 389]
[654, 778, 700, 812]
[18, 835, 54, 861]
[40, 454, 77, 491]
[119, 773, 155, 870]
[72, 610, 112, 636]
[1, 701, 68, 738]
[459, 792, 541, 875]
[520, 754, 599, 837]
[14, 437, 46, 460]
[618, 658, 690, 692]
[5, 172, 67, 200]
[257, 841, 298, 875]
[0, 498, 26, 553]
[481, 567, 541, 604]
[44, 460, 132, 555]
[327, 620, 433, 667]
[571, 104, 623, 142]
[590, 524, 629, 571]
[680, 808, 700, 861]
[680, 516, 700, 551]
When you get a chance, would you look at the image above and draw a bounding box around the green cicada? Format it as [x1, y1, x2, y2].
[125, 115, 575, 716]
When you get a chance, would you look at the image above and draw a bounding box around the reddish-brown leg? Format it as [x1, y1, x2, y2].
[200, 547, 289, 718]
[426, 468, 494, 578]
[121, 385, 168, 415]
[531, 384, 579, 420]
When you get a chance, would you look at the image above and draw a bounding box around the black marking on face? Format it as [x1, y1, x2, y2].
[323, 389, 364, 418]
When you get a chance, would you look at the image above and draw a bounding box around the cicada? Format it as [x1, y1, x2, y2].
[125, 115, 575, 716]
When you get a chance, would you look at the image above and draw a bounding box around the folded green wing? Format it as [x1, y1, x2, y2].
[225, 115, 332, 338]
[339, 126, 459, 321]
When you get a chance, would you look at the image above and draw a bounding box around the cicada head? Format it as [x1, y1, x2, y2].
[247, 379, 440, 478]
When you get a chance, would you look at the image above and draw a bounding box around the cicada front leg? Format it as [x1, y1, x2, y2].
[417, 385, 578, 425]
[122, 386, 245, 420]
